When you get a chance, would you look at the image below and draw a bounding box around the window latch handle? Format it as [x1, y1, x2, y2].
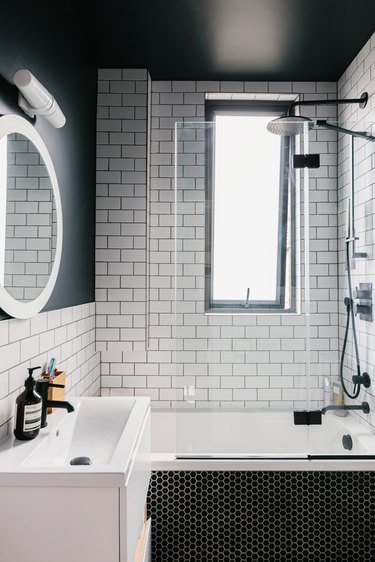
[244, 288, 250, 308]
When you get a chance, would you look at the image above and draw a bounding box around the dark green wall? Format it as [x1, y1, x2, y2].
[0, 0, 96, 317]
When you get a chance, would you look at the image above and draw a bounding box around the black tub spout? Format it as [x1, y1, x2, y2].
[321, 402, 370, 415]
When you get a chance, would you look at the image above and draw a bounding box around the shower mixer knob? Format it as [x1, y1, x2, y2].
[355, 287, 372, 299]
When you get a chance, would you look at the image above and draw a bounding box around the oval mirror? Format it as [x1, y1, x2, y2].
[0, 115, 62, 318]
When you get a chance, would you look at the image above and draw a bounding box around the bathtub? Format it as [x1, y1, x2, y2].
[149, 409, 375, 560]
[151, 408, 375, 470]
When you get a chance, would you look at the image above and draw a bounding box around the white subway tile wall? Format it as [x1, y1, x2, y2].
[0, 302, 99, 439]
[338, 32, 375, 431]
[96, 71, 339, 409]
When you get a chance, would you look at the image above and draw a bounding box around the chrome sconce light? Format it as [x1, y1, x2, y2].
[13, 69, 66, 128]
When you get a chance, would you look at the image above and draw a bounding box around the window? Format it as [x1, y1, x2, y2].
[205, 100, 296, 313]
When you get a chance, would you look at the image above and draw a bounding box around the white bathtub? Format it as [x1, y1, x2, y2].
[151, 409, 375, 470]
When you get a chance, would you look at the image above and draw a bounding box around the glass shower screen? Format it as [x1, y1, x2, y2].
[173, 120, 311, 458]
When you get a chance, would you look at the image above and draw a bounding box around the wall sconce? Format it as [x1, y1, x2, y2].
[13, 69, 66, 128]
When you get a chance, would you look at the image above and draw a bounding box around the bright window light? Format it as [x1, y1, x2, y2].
[205, 101, 295, 313]
[212, 115, 281, 302]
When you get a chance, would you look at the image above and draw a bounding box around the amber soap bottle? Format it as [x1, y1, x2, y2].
[14, 366, 42, 440]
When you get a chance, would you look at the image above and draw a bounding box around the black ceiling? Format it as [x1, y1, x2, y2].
[70, 0, 375, 81]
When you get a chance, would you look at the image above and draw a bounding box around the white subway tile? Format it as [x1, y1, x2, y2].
[220, 376, 245, 388]
[0, 371, 9, 399]
[20, 335, 39, 362]
[122, 69, 148, 80]
[209, 389, 233, 401]
[9, 319, 30, 342]
[0, 321, 9, 346]
[98, 69, 122, 80]
[39, 329, 55, 353]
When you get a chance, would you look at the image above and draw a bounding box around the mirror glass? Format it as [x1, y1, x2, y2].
[0, 114, 62, 318]
[2, 133, 57, 302]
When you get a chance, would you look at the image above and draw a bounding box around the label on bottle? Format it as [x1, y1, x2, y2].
[23, 403, 42, 432]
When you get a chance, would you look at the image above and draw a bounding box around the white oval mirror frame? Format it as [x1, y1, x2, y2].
[0, 114, 63, 318]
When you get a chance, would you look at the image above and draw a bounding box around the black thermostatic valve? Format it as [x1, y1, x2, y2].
[293, 154, 320, 168]
[294, 410, 322, 425]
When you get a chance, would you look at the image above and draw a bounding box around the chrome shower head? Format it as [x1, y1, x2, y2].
[266, 115, 314, 136]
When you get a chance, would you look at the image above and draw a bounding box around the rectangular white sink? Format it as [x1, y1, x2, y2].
[0, 396, 151, 562]
[0, 396, 150, 487]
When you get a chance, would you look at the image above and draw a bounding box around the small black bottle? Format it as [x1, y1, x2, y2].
[14, 366, 42, 441]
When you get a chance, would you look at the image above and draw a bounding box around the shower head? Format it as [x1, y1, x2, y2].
[266, 115, 314, 136]
[267, 92, 369, 137]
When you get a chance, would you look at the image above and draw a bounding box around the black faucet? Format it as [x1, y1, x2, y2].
[321, 401, 370, 415]
[35, 378, 75, 428]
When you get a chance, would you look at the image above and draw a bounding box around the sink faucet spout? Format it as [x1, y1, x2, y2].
[46, 400, 75, 413]
[35, 378, 75, 428]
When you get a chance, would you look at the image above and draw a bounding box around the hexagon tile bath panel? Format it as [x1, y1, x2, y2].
[147, 471, 375, 562]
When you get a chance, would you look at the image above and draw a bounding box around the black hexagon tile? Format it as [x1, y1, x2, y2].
[147, 471, 375, 562]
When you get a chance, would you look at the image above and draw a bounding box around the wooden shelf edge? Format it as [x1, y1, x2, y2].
[134, 518, 151, 562]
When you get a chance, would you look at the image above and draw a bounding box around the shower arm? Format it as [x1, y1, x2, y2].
[287, 92, 368, 116]
[315, 120, 375, 141]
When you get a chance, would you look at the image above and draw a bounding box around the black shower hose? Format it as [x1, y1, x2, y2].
[339, 241, 361, 399]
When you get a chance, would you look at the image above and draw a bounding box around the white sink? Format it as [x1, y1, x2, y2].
[0, 396, 151, 562]
[0, 396, 150, 486]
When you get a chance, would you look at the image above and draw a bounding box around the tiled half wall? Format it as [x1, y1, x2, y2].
[0, 302, 100, 439]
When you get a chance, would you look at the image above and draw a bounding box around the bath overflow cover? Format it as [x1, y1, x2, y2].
[342, 434, 353, 451]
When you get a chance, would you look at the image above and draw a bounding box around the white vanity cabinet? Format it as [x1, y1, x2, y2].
[0, 397, 151, 562]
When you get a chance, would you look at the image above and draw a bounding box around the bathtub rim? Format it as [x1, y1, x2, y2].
[151, 453, 375, 471]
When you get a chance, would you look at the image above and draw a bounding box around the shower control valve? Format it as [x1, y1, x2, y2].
[354, 284, 372, 300]
[354, 283, 372, 322]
